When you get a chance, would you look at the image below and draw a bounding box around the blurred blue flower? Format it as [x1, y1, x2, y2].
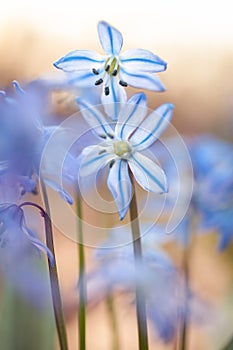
[77, 93, 173, 219]
[0, 202, 54, 308]
[0, 81, 76, 204]
[0, 203, 53, 264]
[189, 135, 233, 250]
[85, 226, 208, 343]
[54, 21, 167, 120]
[154, 134, 233, 250]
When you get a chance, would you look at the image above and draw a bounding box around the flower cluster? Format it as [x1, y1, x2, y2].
[54, 20, 172, 219]
[1, 19, 232, 350]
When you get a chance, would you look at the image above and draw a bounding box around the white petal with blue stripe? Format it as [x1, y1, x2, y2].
[77, 97, 114, 138]
[98, 21, 123, 56]
[128, 152, 167, 193]
[131, 103, 174, 150]
[120, 49, 167, 72]
[120, 68, 165, 91]
[101, 78, 127, 121]
[53, 50, 105, 72]
[79, 145, 114, 177]
[115, 92, 147, 140]
[107, 159, 132, 220]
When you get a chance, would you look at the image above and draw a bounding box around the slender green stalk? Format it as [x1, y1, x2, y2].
[106, 294, 120, 350]
[180, 248, 189, 350]
[77, 197, 86, 350]
[129, 172, 149, 350]
[221, 337, 233, 350]
[0, 282, 54, 350]
[40, 181, 69, 350]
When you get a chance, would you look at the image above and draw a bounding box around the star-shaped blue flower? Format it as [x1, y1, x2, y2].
[77, 92, 173, 220]
[54, 21, 167, 120]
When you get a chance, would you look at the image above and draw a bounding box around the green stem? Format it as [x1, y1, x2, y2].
[129, 173, 149, 350]
[40, 181, 68, 350]
[180, 248, 189, 350]
[221, 336, 233, 350]
[77, 197, 86, 350]
[106, 294, 120, 350]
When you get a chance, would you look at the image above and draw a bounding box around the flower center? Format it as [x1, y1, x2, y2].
[113, 140, 132, 157]
[92, 57, 128, 95]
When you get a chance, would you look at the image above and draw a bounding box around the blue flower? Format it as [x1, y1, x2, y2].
[155, 134, 233, 250]
[86, 236, 206, 343]
[87, 246, 182, 343]
[0, 203, 54, 307]
[77, 92, 174, 220]
[0, 204, 53, 264]
[189, 135, 233, 250]
[54, 21, 167, 120]
[0, 82, 75, 204]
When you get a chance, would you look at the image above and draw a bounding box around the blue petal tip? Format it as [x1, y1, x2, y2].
[53, 60, 62, 69]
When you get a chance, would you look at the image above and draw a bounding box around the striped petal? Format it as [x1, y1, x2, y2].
[13, 80, 25, 95]
[115, 92, 147, 140]
[43, 178, 73, 205]
[68, 70, 101, 87]
[107, 159, 132, 220]
[53, 50, 105, 72]
[76, 97, 114, 138]
[130, 103, 174, 150]
[120, 49, 167, 72]
[98, 21, 123, 55]
[101, 78, 127, 121]
[23, 226, 54, 266]
[120, 68, 166, 91]
[79, 145, 114, 177]
[129, 152, 167, 193]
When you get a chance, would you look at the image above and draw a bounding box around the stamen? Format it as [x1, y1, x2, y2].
[95, 78, 103, 86]
[105, 65, 110, 72]
[107, 133, 114, 139]
[119, 80, 128, 87]
[98, 149, 107, 155]
[112, 69, 118, 76]
[109, 160, 115, 168]
[105, 87, 110, 95]
[92, 68, 99, 75]
[99, 134, 107, 139]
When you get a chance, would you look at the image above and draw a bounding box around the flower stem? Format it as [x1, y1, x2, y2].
[106, 294, 120, 350]
[221, 337, 233, 350]
[40, 181, 69, 350]
[77, 196, 86, 350]
[180, 248, 189, 350]
[129, 172, 149, 350]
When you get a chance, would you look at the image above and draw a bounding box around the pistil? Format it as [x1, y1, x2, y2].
[92, 56, 128, 95]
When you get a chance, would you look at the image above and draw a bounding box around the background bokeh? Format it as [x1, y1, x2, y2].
[1, 0, 233, 137]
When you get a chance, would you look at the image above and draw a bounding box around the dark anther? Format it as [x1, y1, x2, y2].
[109, 160, 115, 168]
[99, 134, 107, 139]
[107, 133, 114, 139]
[105, 87, 110, 95]
[119, 80, 128, 87]
[92, 68, 99, 75]
[105, 65, 110, 72]
[112, 69, 118, 76]
[95, 78, 103, 86]
[98, 149, 107, 155]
